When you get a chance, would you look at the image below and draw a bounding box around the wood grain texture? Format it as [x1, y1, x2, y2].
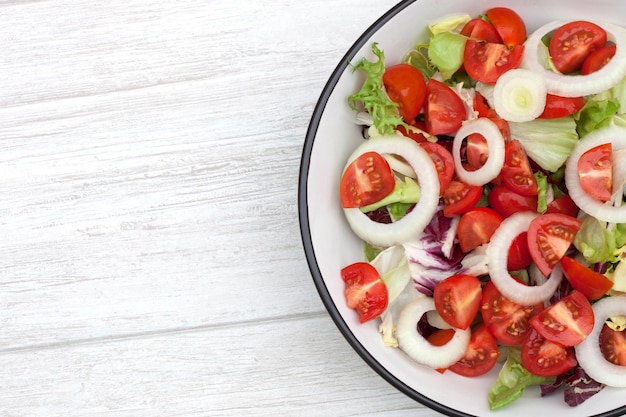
[0, 0, 444, 415]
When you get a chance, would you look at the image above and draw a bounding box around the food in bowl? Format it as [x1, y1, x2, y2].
[301, 1, 626, 415]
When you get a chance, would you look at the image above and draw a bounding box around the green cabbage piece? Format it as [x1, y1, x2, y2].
[428, 14, 471, 34]
[428, 31, 467, 80]
[360, 177, 420, 213]
[574, 98, 620, 138]
[574, 217, 626, 264]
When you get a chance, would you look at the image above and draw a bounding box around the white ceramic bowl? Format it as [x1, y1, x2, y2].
[299, 1, 626, 415]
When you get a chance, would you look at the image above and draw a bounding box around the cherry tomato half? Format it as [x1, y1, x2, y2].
[539, 94, 586, 119]
[340, 152, 396, 208]
[449, 323, 500, 377]
[488, 183, 538, 218]
[582, 44, 616, 75]
[340, 262, 388, 323]
[457, 207, 503, 253]
[527, 213, 582, 277]
[549, 21, 607, 74]
[442, 180, 483, 218]
[420, 141, 454, 196]
[424, 79, 466, 135]
[500, 139, 538, 196]
[507, 232, 532, 271]
[600, 324, 626, 366]
[434, 274, 482, 330]
[383, 64, 427, 122]
[486, 7, 527, 47]
[521, 328, 578, 377]
[464, 40, 524, 84]
[460, 18, 502, 43]
[561, 255, 614, 300]
[578, 142, 613, 202]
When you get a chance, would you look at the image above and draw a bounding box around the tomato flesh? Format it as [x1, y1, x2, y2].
[457, 207, 503, 253]
[420, 141, 454, 196]
[383, 64, 427, 122]
[425, 79, 466, 135]
[521, 328, 578, 377]
[507, 232, 532, 271]
[582, 44, 616, 75]
[530, 290, 594, 347]
[488, 183, 538, 218]
[549, 21, 607, 74]
[527, 213, 582, 277]
[443, 180, 483, 218]
[449, 323, 500, 377]
[434, 274, 482, 330]
[464, 40, 524, 84]
[500, 139, 538, 196]
[340, 152, 396, 208]
[561, 255, 614, 300]
[539, 94, 586, 119]
[578, 142, 613, 203]
[341, 262, 388, 323]
[546, 195, 580, 218]
[600, 324, 626, 366]
[461, 18, 502, 43]
[485, 7, 527, 47]
[481, 281, 543, 346]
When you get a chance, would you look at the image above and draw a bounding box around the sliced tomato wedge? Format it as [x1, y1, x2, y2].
[500, 139, 538, 196]
[527, 213, 582, 277]
[464, 40, 524, 84]
[340, 152, 396, 208]
[427, 328, 457, 374]
[485, 7, 527, 47]
[383, 64, 428, 122]
[578, 142, 613, 203]
[461, 18, 502, 43]
[530, 290, 594, 347]
[433, 274, 482, 330]
[449, 323, 500, 377]
[424, 78, 466, 135]
[521, 328, 578, 377]
[457, 207, 503, 253]
[340, 262, 388, 323]
[561, 256, 614, 300]
[600, 324, 626, 366]
[539, 94, 586, 119]
[549, 21, 607, 74]
[546, 195, 580, 218]
[488, 183, 538, 218]
[442, 179, 483, 218]
[507, 232, 532, 271]
[420, 141, 454, 196]
[481, 280, 544, 346]
[397, 124, 428, 143]
[473, 91, 497, 118]
[582, 44, 617, 75]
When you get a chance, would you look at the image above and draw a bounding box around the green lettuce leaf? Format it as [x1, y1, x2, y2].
[574, 98, 620, 137]
[535, 172, 548, 214]
[403, 46, 436, 79]
[360, 177, 420, 213]
[428, 31, 467, 80]
[488, 348, 553, 410]
[348, 43, 406, 135]
[428, 14, 471, 34]
[573, 216, 626, 264]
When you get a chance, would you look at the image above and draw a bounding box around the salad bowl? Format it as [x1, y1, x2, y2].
[299, 0, 626, 415]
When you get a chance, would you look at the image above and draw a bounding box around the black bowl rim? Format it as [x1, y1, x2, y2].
[297, 1, 626, 416]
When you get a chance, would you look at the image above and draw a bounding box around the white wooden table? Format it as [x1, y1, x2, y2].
[0, 0, 444, 416]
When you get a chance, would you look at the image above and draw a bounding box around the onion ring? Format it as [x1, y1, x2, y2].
[452, 118, 505, 186]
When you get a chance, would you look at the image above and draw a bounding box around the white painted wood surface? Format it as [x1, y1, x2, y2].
[0, 0, 444, 416]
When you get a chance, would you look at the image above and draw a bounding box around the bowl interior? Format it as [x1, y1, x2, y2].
[300, 0, 626, 415]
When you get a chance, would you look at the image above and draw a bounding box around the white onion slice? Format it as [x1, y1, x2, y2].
[564, 125, 626, 223]
[487, 212, 564, 305]
[342, 136, 440, 247]
[575, 295, 626, 387]
[493, 69, 547, 122]
[452, 118, 505, 186]
[521, 21, 626, 97]
[396, 297, 470, 368]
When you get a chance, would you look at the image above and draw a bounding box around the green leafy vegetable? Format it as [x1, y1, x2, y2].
[360, 177, 420, 213]
[428, 31, 467, 80]
[509, 117, 579, 172]
[574, 216, 626, 264]
[364, 242, 382, 262]
[389, 202, 414, 221]
[428, 13, 471, 34]
[535, 172, 548, 214]
[403, 46, 436, 79]
[574, 98, 620, 137]
[348, 43, 406, 135]
[489, 349, 553, 410]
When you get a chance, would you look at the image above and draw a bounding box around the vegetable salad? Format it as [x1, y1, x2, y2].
[339, 6, 626, 411]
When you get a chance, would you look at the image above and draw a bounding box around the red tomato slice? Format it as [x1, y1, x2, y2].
[481, 281, 544, 346]
[500, 139, 538, 196]
[488, 183, 538, 218]
[600, 324, 626, 366]
[464, 40, 524, 84]
[340, 151, 396, 208]
[485, 7, 527, 47]
[507, 232, 532, 271]
[582, 44, 616, 75]
[383, 64, 428, 122]
[420, 141, 454, 196]
[461, 18, 502, 43]
[549, 21, 607, 74]
[561, 256, 614, 300]
[340, 262, 388, 323]
[397, 124, 428, 143]
[424, 79, 466, 135]
[529, 290, 594, 347]
[578, 142, 613, 203]
[539, 94, 586, 119]
[473, 91, 497, 118]
[433, 274, 482, 330]
[546, 195, 580, 218]
[427, 328, 456, 374]
[465, 134, 489, 172]
[457, 207, 503, 253]
[442, 180, 483, 218]
[449, 323, 500, 377]
[521, 328, 578, 377]
[527, 213, 582, 277]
